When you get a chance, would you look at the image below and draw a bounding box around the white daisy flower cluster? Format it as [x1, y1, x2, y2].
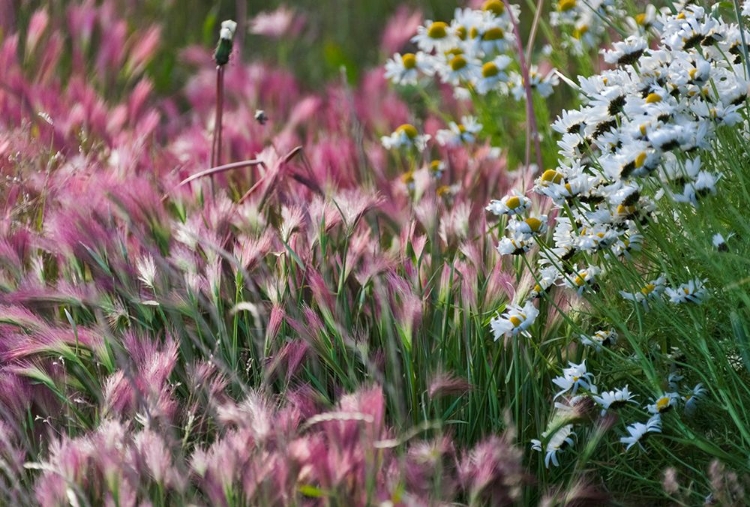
[531, 361, 708, 466]
[384, 1, 558, 101]
[549, 0, 625, 55]
[489, 6, 746, 321]
[619, 275, 708, 308]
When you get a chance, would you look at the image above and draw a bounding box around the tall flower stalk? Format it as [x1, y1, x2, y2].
[211, 20, 237, 169]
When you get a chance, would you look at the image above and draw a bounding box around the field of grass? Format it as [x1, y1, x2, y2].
[2, 0, 750, 505]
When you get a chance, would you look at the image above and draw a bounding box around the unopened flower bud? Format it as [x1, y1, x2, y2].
[215, 20, 237, 65]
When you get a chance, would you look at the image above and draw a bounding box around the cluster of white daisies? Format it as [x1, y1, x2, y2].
[384, 0, 558, 102]
[532, 360, 706, 467]
[489, 4, 748, 341]
[487, 4, 750, 464]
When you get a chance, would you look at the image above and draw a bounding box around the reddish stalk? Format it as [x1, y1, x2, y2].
[502, 0, 544, 183]
[211, 65, 225, 170]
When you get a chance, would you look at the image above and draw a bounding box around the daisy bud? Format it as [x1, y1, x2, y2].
[215, 20, 238, 65]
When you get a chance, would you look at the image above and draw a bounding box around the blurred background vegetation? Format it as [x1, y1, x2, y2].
[10, 0, 459, 93]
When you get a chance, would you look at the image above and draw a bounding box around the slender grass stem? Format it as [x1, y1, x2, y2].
[502, 0, 544, 182]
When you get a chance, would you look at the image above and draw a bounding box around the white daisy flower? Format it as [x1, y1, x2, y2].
[486, 189, 532, 216]
[620, 275, 667, 307]
[490, 300, 539, 340]
[562, 265, 601, 295]
[435, 115, 483, 146]
[434, 52, 482, 87]
[384, 52, 434, 86]
[712, 233, 731, 252]
[509, 66, 559, 101]
[528, 266, 561, 299]
[621, 414, 661, 451]
[647, 392, 679, 414]
[665, 278, 708, 304]
[472, 55, 512, 95]
[683, 383, 707, 416]
[411, 20, 457, 54]
[552, 360, 596, 399]
[593, 385, 638, 414]
[507, 215, 548, 237]
[496, 235, 533, 256]
[531, 424, 576, 468]
[580, 328, 618, 350]
[602, 35, 647, 66]
[381, 124, 430, 152]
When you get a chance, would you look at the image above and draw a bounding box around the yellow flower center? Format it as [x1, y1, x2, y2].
[524, 217, 543, 232]
[482, 62, 500, 78]
[396, 124, 418, 139]
[469, 27, 480, 40]
[646, 93, 662, 104]
[402, 53, 417, 69]
[427, 21, 449, 39]
[401, 171, 415, 184]
[430, 160, 443, 173]
[641, 283, 656, 295]
[635, 13, 647, 26]
[573, 25, 589, 39]
[616, 204, 635, 216]
[574, 272, 587, 286]
[656, 397, 670, 411]
[482, 27, 504, 41]
[558, 0, 577, 12]
[541, 169, 564, 184]
[509, 315, 523, 327]
[482, 0, 505, 15]
[506, 196, 521, 209]
[450, 55, 468, 71]
[635, 152, 647, 168]
[455, 25, 467, 40]
[437, 185, 451, 196]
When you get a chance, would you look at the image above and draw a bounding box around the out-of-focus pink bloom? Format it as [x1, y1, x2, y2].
[380, 6, 422, 54]
[248, 6, 305, 39]
[125, 25, 161, 77]
[25, 8, 49, 57]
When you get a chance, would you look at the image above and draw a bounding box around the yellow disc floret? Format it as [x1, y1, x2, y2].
[482, 0, 505, 15]
[482, 62, 500, 78]
[641, 283, 656, 295]
[558, 0, 577, 12]
[635, 152, 647, 168]
[396, 124, 418, 139]
[505, 196, 521, 209]
[402, 53, 417, 69]
[427, 21, 449, 39]
[541, 169, 564, 184]
[482, 27, 505, 41]
[449, 55, 468, 71]
[524, 217, 543, 232]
